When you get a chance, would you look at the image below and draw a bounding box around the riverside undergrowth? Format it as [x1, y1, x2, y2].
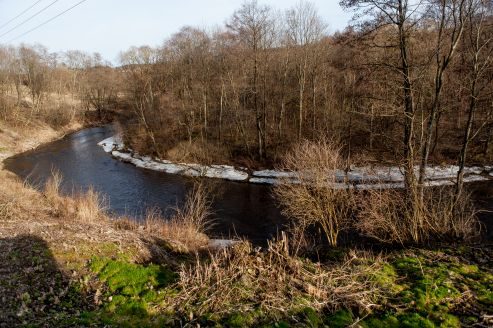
[69, 243, 492, 327]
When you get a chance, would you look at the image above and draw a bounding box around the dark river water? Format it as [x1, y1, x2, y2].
[4, 125, 493, 244]
[4, 125, 285, 242]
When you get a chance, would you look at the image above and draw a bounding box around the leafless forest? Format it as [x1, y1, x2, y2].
[0, 0, 492, 233]
[1, 0, 492, 169]
[1, 1, 493, 325]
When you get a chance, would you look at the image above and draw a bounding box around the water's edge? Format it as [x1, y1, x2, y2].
[99, 136, 493, 189]
[4, 126, 285, 243]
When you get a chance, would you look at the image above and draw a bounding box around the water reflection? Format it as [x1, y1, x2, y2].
[4, 126, 285, 242]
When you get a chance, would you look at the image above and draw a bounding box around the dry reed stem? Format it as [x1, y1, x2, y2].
[44, 171, 107, 224]
[356, 186, 480, 245]
[173, 234, 383, 320]
[113, 183, 213, 253]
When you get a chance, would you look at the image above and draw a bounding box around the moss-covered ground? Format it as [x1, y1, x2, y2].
[43, 245, 489, 328]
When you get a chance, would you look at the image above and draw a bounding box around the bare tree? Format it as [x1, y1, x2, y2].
[418, 0, 470, 193]
[228, 0, 275, 158]
[340, 0, 423, 202]
[286, 1, 326, 140]
[456, 0, 493, 195]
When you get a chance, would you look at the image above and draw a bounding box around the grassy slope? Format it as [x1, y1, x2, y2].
[0, 120, 492, 327]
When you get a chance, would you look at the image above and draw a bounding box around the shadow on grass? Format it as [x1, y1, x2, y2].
[0, 234, 93, 326]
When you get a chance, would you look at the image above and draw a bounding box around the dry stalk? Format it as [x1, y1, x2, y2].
[44, 171, 107, 224]
[173, 234, 383, 320]
[274, 138, 356, 248]
[356, 185, 480, 245]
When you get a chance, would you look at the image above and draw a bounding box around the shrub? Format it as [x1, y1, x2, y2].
[274, 139, 356, 248]
[41, 104, 75, 129]
[355, 187, 480, 245]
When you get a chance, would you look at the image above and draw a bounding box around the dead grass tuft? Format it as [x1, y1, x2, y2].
[356, 187, 480, 245]
[44, 171, 107, 224]
[172, 182, 213, 234]
[0, 199, 14, 219]
[44, 169, 63, 205]
[174, 233, 383, 320]
[73, 187, 107, 223]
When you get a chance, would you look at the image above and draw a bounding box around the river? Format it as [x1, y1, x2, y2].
[4, 125, 285, 243]
[4, 125, 493, 243]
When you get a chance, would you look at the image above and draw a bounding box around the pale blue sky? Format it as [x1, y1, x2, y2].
[0, 0, 352, 61]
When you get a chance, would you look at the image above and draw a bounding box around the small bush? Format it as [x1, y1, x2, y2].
[356, 187, 480, 245]
[41, 104, 75, 129]
[274, 139, 356, 248]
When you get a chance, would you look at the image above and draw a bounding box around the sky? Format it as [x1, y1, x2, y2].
[0, 0, 353, 62]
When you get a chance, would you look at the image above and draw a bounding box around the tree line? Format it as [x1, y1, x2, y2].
[1, 1, 492, 191]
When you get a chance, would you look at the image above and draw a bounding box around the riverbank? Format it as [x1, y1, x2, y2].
[1, 123, 492, 327]
[99, 135, 493, 188]
[0, 119, 210, 325]
[0, 120, 83, 167]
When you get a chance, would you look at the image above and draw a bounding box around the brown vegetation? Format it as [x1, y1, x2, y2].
[44, 171, 107, 224]
[275, 138, 481, 247]
[174, 234, 384, 319]
[139, 182, 212, 252]
[104, 0, 493, 185]
[274, 138, 356, 248]
[43, 169, 212, 253]
[356, 187, 480, 245]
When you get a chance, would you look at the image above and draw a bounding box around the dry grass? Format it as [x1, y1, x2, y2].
[173, 233, 383, 320]
[73, 187, 107, 223]
[0, 86, 81, 128]
[172, 182, 213, 234]
[44, 171, 107, 224]
[114, 183, 212, 253]
[0, 199, 14, 220]
[356, 187, 480, 245]
[166, 140, 231, 165]
[44, 172, 213, 253]
[274, 139, 356, 248]
[44, 169, 63, 205]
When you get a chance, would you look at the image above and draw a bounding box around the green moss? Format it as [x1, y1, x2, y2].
[226, 312, 256, 328]
[325, 309, 354, 328]
[373, 263, 404, 294]
[398, 313, 436, 328]
[365, 249, 493, 328]
[86, 257, 178, 326]
[300, 307, 322, 327]
[362, 314, 400, 328]
[90, 257, 176, 297]
[439, 314, 461, 328]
